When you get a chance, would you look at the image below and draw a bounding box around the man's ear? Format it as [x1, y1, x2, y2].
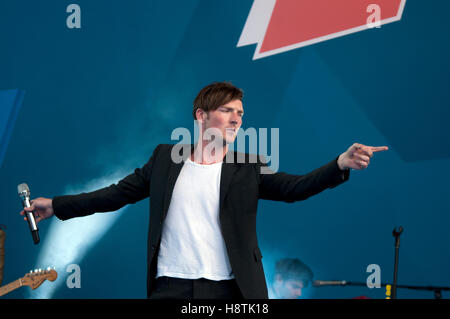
[196, 109, 207, 122]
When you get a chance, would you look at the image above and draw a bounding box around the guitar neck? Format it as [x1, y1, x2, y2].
[0, 278, 23, 297]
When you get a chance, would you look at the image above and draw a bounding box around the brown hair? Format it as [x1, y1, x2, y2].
[193, 81, 244, 120]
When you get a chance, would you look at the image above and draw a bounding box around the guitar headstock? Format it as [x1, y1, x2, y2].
[22, 267, 58, 290]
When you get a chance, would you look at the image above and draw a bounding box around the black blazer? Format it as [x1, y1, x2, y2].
[52, 144, 349, 299]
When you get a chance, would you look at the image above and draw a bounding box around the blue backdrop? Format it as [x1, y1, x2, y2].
[1, 0, 449, 299]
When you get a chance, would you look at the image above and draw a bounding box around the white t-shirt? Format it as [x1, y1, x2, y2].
[156, 157, 234, 281]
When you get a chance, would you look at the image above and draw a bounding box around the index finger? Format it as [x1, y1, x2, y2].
[369, 146, 389, 152]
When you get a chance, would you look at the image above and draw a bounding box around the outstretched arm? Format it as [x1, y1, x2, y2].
[19, 144, 161, 223]
[258, 143, 388, 202]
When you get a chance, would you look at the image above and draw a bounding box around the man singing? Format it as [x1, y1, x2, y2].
[20, 81, 388, 299]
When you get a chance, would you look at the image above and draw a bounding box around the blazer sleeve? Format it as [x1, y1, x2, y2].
[52, 144, 161, 220]
[257, 156, 350, 202]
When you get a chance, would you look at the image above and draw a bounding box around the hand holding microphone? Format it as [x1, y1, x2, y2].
[18, 183, 54, 244]
[19, 197, 54, 224]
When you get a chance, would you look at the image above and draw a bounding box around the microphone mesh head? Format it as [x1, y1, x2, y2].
[17, 183, 30, 195]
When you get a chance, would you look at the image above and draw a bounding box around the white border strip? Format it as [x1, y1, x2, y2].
[249, 0, 407, 60]
[237, 0, 277, 47]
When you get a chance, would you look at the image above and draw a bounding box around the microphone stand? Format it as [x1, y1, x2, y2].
[314, 225, 450, 299]
[318, 281, 450, 299]
[392, 226, 403, 299]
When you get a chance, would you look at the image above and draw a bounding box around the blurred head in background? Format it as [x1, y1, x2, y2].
[270, 258, 314, 299]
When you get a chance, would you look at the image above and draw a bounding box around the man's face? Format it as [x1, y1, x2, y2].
[276, 279, 304, 299]
[199, 99, 244, 145]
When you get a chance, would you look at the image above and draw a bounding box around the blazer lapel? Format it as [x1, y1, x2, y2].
[161, 144, 192, 220]
[219, 151, 237, 215]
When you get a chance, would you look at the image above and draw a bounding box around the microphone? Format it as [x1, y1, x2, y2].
[313, 280, 347, 287]
[17, 183, 40, 245]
